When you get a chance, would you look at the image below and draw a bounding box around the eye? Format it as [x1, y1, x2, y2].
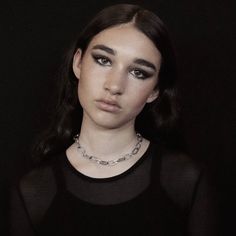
[92, 54, 111, 66]
[130, 68, 151, 80]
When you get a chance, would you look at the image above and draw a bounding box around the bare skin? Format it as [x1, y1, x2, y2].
[66, 23, 162, 178]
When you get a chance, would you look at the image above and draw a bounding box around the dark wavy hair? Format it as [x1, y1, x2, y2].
[32, 4, 182, 161]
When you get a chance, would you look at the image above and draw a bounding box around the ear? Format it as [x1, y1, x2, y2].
[72, 48, 82, 80]
[146, 89, 159, 103]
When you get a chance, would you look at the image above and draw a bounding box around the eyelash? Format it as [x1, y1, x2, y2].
[130, 69, 151, 80]
[92, 54, 152, 80]
[92, 54, 111, 66]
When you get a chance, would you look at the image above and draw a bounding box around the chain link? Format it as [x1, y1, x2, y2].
[73, 133, 143, 166]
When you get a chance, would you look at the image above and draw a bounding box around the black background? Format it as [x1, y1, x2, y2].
[1, 0, 236, 235]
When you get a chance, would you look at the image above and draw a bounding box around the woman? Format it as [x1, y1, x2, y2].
[9, 4, 217, 236]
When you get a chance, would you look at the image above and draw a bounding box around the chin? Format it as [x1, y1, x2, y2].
[94, 119, 125, 130]
[92, 114, 134, 130]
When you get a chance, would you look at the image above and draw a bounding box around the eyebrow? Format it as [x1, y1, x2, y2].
[92, 44, 116, 55]
[92, 44, 157, 71]
[133, 58, 157, 71]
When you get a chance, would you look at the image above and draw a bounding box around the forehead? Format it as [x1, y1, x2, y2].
[86, 24, 162, 64]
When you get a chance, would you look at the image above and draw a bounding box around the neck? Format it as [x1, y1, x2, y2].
[78, 115, 138, 160]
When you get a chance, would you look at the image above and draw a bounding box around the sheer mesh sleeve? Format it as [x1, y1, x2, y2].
[8, 185, 35, 236]
[8, 164, 57, 236]
[188, 169, 219, 236]
[8, 150, 219, 236]
[160, 150, 219, 236]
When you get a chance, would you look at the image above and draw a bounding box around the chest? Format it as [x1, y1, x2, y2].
[38, 183, 187, 236]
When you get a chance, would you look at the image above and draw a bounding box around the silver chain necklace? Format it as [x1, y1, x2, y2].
[73, 133, 143, 166]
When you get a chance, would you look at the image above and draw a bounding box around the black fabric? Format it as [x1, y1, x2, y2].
[8, 142, 218, 235]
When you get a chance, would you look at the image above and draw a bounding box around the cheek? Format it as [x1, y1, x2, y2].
[77, 68, 102, 106]
[126, 91, 150, 117]
[126, 83, 157, 116]
[77, 69, 94, 92]
[77, 70, 91, 106]
[128, 84, 155, 106]
[79, 63, 105, 89]
[134, 98, 148, 113]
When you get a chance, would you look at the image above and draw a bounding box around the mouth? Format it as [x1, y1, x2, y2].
[95, 99, 121, 113]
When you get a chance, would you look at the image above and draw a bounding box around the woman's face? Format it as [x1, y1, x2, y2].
[73, 23, 162, 130]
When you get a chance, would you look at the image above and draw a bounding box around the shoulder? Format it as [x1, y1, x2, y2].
[159, 146, 204, 211]
[160, 148, 203, 182]
[17, 154, 62, 225]
[19, 157, 58, 196]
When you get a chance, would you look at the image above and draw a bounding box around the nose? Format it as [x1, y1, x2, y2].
[103, 69, 126, 95]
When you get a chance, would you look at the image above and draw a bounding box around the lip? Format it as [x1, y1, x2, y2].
[95, 99, 121, 113]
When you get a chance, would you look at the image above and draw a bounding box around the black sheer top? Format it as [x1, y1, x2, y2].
[8, 142, 218, 235]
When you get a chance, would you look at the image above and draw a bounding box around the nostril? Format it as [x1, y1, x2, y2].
[105, 85, 123, 95]
[103, 78, 124, 95]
